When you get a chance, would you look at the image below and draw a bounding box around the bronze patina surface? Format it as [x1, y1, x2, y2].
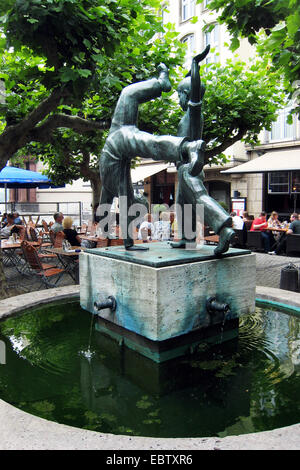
[85, 242, 251, 268]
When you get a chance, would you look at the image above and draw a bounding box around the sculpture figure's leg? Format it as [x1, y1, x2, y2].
[98, 186, 115, 236]
[171, 166, 234, 254]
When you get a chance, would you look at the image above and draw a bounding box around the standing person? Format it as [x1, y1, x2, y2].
[52, 212, 64, 233]
[250, 211, 271, 253]
[99, 63, 206, 250]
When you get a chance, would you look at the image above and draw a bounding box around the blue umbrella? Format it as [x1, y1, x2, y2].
[0, 165, 64, 211]
[0, 166, 55, 188]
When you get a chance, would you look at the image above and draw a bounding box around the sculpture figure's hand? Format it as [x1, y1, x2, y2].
[183, 140, 206, 176]
[157, 63, 172, 93]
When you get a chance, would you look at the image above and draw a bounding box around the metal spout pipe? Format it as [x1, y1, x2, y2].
[206, 296, 230, 315]
[94, 296, 116, 312]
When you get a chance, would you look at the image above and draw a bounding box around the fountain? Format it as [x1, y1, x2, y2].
[80, 53, 256, 361]
[0, 55, 299, 450]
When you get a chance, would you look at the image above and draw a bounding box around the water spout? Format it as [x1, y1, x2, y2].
[94, 296, 117, 313]
[206, 297, 230, 315]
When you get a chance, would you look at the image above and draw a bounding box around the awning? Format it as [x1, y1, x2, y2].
[131, 163, 169, 183]
[221, 148, 300, 174]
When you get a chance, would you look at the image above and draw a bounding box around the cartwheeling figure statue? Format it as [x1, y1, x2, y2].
[170, 47, 235, 255]
[99, 63, 205, 250]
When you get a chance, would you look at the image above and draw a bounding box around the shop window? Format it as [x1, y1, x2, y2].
[268, 172, 289, 194]
[292, 171, 300, 193]
[181, 0, 195, 22]
[204, 24, 220, 63]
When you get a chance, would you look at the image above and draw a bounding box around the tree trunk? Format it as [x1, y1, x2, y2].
[90, 176, 102, 222]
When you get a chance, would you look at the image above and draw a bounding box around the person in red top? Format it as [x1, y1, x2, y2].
[250, 211, 271, 252]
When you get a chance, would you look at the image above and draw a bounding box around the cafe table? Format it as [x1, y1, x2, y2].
[1, 239, 40, 274]
[43, 246, 85, 283]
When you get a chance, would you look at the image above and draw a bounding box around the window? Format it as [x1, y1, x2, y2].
[292, 171, 300, 193]
[204, 24, 220, 63]
[181, 0, 195, 22]
[160, 3, 168, 25]
[270, 107, 296, 141]
[268, 172, 289, 194]
[182, 34, 195, 69]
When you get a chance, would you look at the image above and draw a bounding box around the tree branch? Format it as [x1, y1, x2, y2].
[205, 128, 246, 161]
[30, 114, 111, 143]
[0, 88, 65, 167]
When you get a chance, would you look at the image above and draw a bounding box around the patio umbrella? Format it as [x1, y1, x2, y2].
[0, 165, 63, 211]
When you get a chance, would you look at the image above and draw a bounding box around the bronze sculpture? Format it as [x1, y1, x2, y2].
[99, 54, 234, 254]
[99, 64, 205, 250]
[170, 48, 235, 255]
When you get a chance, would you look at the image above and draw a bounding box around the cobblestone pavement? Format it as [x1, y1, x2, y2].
[255, 252, 300, 288]
[3, 250, 300, 294]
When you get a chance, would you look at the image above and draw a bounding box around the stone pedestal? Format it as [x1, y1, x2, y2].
[80, 243, 256, 361]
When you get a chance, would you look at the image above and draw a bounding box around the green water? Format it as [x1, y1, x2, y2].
[0, 301, 299, 438]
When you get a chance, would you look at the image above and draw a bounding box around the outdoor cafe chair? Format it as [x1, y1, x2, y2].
[41, 219, 51, 242]
[20, 241, 66, 289]
[53, 230, 65, 248]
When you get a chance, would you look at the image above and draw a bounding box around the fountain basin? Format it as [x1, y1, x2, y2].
[0, 285, 299, 449]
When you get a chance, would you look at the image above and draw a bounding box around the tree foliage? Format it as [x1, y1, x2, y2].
[0, 0, 175, 173]
[201, 0, 300, 115]
[139, 57, 284, 164]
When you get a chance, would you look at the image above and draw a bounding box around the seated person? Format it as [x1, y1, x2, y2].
[288, 212, 300, 234]
[241, 211, 251, 221]
[62, 216, 81, 246]
[1, 212, 8, 228]
[13, 212, 23, 225]
[52, 212, 64, 233]
[153, 212, 172, 241]
[230, 211, 244, 230]
[269, 213, 300, 255]
[0, 213, 22, 239]
[138, 214, 154, 241]
[267, 211, 283, 241]
[250, 211, 271, 253]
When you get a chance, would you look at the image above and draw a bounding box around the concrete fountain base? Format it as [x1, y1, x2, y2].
[0, 285, 299, 450]
[80, 243, 256, 361]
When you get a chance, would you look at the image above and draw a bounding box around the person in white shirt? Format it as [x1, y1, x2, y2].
[52, 212, 64, 233]
[153, 212, 171, 241]
[230, 212, 244, 230]
[138, 214, 154, 241]
[0, 213, 21, 239]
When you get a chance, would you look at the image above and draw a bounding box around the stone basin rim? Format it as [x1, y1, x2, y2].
[0, 285, 299, 450]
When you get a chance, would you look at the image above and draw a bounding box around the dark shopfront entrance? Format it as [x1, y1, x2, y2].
[263, 171, 300, 219]
[151, 171, 231, 212]
[151, 170, 175, 207]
